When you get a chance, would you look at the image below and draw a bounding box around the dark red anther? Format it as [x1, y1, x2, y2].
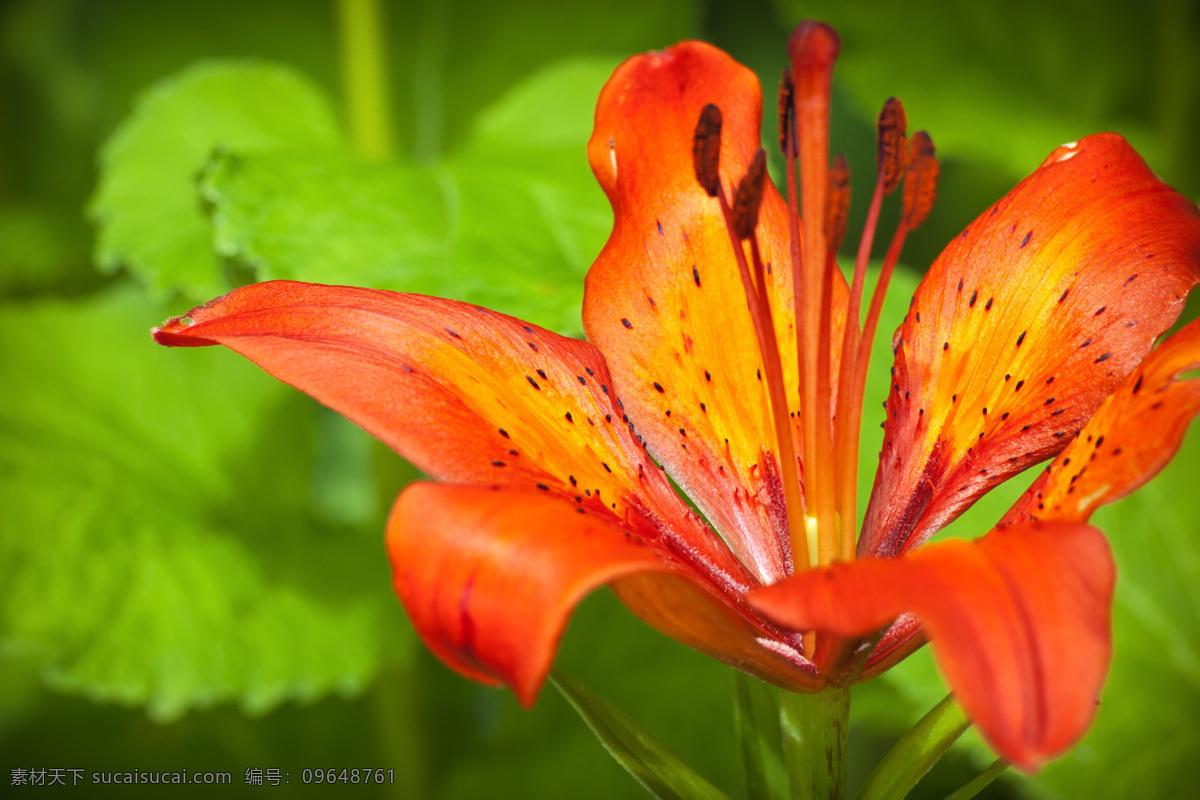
[902, 131, 939, 230]
[778, 68, 796, 157]
[693, 104, 723, 197]
[732, 149, 768, 239]
[876, 97, 908, 195]
[826, 153, 851, 254]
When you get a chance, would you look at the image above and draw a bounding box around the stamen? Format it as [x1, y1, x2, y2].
[789, 20, 840, 567]
[692, 113, 809, 575]
[846, 135, 940, 561]
[834, 97, 908, 561]
[693, 104, 723, 198]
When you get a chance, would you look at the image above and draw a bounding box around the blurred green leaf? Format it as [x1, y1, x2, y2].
[0, 287, 411, 720]
[202, 59, 619, 332]
[732, 671, 787, 800]
[775, 0, 1161, 178]
[552, 668, 729, 800]
[89, 62, 342, 298]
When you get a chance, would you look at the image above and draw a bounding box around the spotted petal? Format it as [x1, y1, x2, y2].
[751, 523, 1114, 771]
[1003, 317, 1200, 524]
[153, 280, 743, 582]
[584, 42, 848, 584]
[862, 134, 1200, 558]
[389, 483, 822, 705]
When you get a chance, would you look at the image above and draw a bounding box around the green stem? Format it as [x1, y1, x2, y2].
[942, 759, 1008, 800]
[779, 688, 851, 800]
[336, 0, 396, 159]
[855, 694, 970, 800]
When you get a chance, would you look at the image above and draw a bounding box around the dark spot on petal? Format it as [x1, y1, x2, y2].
[621, 318, 633, 329]
[602, 462, 612, 473]
[1095, 306, 1107, 315]
[943, 341, 950, 351]
[1044, 397, 1056, 405]
[537, 369, 547, 379]
[653, 382, 665, 393]
[536, 483, 549, 491]
[492, 461, 507, 467]
[528, 341, 539, 352]
[1015, 380, 1024, 391]
[1046, 376, 1055, 384]
[601, 384, 609, 394]
[577, 375, 586, 385]
[693, 266, 701, 287]
[957, 278, 963, 292]
[704, 370, 712, 381]
[1017, 331, 1026, 346]
[1095, 352, 1112, 363]
[565, 412, 573, 423]
[985, 297, 993, 310]
[1080, 338, 1092, 348]
[969, 290, 977, 307]
[586, 367, 595, 376]
[1020, 230, 1032, 248]
[657, 220, 664, 236]
[1133, 375, 1143, 393]
[498, 428, 509, 438]
[445, 327, 461, 339]
[527, 376, 541, 390]
[1059, 290, 1069, 303]
[523, 326, 534, 333]
[1001, 412, 1009, 420]
[1005, 374, 1011, 381]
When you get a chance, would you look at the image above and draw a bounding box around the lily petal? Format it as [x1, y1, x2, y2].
[153, 281, 746, 585]
[1003, 317, 1200, 524]
[862, 134, 1200, 557]
[388, 483, 822, 705]
[750, 523, 1114, 771]
[584, 41, 847, 583]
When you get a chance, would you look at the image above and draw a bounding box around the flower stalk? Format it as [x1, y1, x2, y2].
[780, 688, 851, 800]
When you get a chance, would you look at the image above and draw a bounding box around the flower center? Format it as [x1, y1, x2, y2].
[692, 22, 940, 582]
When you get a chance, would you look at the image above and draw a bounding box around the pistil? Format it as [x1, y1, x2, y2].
[789, 21, 840, 567]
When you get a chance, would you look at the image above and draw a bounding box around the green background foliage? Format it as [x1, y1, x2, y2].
[2, 0, 1198, 797]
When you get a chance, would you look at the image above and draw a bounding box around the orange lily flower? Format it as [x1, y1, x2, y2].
[154, 23, 1200, 771]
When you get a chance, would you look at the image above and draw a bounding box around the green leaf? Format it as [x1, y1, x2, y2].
[775, 0, 1162, 179]
[551, 668, 730, 800]
[89, 61, 342, 298]
[202, 59, 620, 332]
[733, 671, 788, 800]
[0, 287, 411, 720]
[855, 694, 970, 800]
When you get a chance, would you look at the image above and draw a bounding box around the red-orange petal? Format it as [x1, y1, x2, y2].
[388, 483, 822, 705]
[584, 41, 848, 583]
[862, 134, 1200, 558]
[1003, 317, 1200, 525]
[750, 523, 1115, 771]
[153, 281, 748, 588]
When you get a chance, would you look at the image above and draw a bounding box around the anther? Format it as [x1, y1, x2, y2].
[901, 131, 939, 230]
[777, 68, 796, 157]
[876, 97, 908, 194]
[693, 104, 723, 197]
[732, 149, 768, 239]
[825, 153, 850, 254]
